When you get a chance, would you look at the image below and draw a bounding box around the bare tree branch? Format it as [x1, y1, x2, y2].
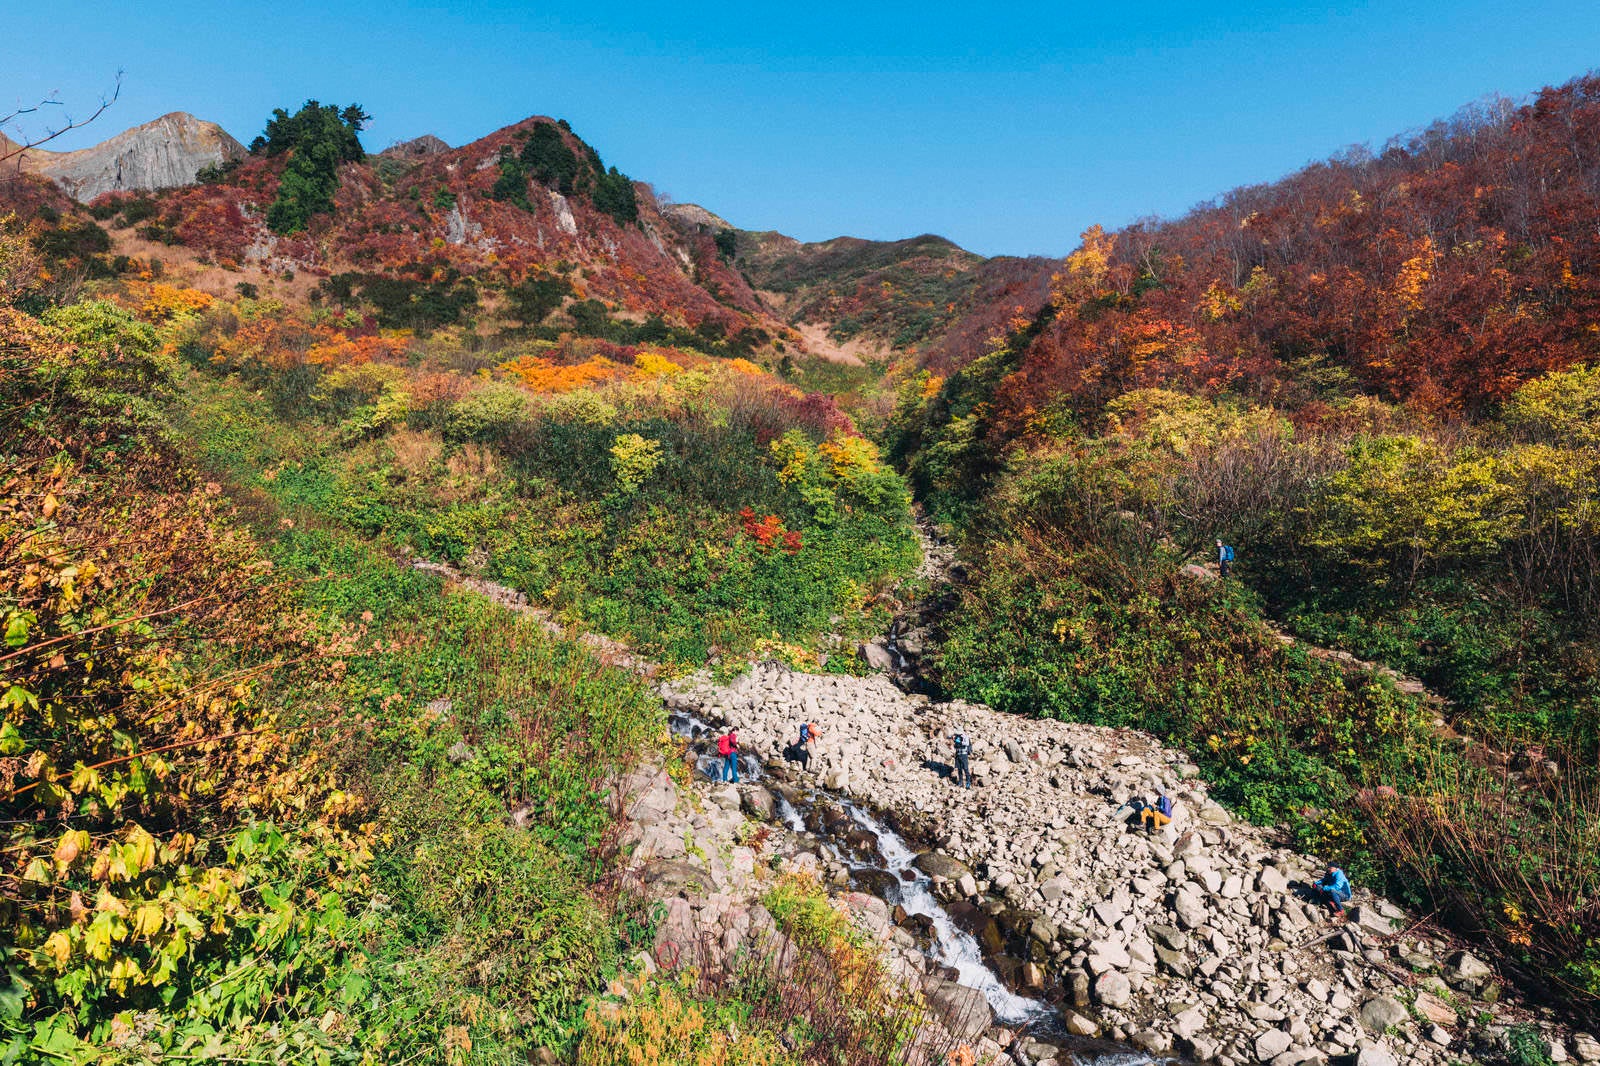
[0, 72, 123, 170]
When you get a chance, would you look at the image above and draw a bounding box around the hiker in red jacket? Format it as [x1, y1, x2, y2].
[717, 729, 740, 783]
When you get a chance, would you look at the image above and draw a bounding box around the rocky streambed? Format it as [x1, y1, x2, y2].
[657, 662, 1591, 1066]
[616, 710, 1173, 1066]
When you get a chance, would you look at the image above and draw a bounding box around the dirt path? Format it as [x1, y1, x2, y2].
[1179, 562, 1449, 711]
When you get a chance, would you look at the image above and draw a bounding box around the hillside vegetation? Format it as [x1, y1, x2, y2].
[890, 75, 1600, 1016]
[0, 99, 922, 1061]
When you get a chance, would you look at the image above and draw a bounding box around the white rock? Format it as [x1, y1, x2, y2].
[1254, 1028, 1292, 1061]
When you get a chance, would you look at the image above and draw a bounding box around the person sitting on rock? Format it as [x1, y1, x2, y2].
[717, 729, 740, 783]
[1141, 793, 1174, 832]
[1314, 863, 1352, 918]
[951, 732, 972, 789]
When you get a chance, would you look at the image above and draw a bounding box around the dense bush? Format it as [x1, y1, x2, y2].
[178, 316, 918, 668]
[0, 209, 681, 1062]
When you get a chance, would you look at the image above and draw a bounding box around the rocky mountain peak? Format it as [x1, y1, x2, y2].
[9, 111, 244, 202]
[379, 134, 451, 160]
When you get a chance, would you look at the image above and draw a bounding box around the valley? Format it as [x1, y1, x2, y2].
[3, 71, 1600, 1066]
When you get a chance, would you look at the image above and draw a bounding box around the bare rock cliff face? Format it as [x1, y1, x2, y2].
[12, 112, 245, 201]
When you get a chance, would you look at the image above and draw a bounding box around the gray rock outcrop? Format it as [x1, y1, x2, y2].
[9, 112, 245, 201]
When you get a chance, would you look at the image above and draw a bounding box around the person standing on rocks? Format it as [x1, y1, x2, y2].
[1314, 863, 1352, 918]
[717, 729, 740, 783]
[795, 721, 821, 772]
[1217, 539, 1236, 577]
[951, 731, 972, 789]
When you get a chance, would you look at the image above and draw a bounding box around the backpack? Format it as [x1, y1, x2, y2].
[1222, 545, 1235, 562]
[799, 723, 811, 744]
[953, 734, 969, 757]
[717, 734, 734, 756]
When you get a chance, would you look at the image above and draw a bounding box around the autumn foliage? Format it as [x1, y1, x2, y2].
[976, 76, 1600, 431]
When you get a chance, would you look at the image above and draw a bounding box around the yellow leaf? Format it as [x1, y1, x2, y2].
[41, 493, 60, 519]
[54, 829, 90, 873]
[42, 930, 72, 967]
[132, 903, 164, 938]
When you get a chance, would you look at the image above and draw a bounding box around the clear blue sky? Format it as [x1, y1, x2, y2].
[6, 2, 1599, 257]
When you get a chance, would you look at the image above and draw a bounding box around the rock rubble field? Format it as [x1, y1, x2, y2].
[610, 763, 1015, 1066]
[653, 661, 1588, 1066]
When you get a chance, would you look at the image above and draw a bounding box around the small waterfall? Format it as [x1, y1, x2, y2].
[843, 802, 1052, 1027]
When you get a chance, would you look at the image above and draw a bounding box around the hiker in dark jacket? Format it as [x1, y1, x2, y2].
[793, 721, 820, 771]
[1314, 864, 1352, 917]
[951, 732, 972, 789]
[717, 729, 740, 783]
[1217, 539, 1236, 577]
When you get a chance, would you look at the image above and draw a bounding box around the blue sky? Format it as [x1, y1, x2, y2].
[5, 2, 1599, 257]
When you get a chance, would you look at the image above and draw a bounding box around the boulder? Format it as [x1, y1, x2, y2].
[1412, 990, 1455, 1027]
[1004, 739, 1025, 763]
[653, 897, 698, 970]
[1065, 1012, 1100, 1037]
[1574, 1033, 1600, 1063]
[1173, 887, 1208, 929]
[1131, 1030, 1173, 1054]
[1358, 996, 1409, 1033]
[1347, 905, 1395, 936]
[860, 641, 895, 672]
[921, 976, 992, 1041]
[1256, 865, 1290, 894]
[1254, 1028, 1293, 1061]
[1087, 939, 1131, 971]
[1355, 1045, 1398, 1066]
[740, 787, 777, 821]
[1155, 943, 1193, 978]
[638, 860, 712, 897]
[1093, 969, 1132, 1008]
[914, 852, 973, 881]
[1443, 950, 1493, 992]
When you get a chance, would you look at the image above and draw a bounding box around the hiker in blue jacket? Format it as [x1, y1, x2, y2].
[1217, 539, 1236, 578]
[1314, 863, 1352, 917]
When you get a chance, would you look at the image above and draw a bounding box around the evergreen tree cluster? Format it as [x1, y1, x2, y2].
[258, 101, 370, 235]
[491, 119, 639, 227]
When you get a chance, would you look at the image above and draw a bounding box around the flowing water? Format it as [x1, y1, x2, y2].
[667, 710, 1176, 1066]
[843, 801, 1054, 1027]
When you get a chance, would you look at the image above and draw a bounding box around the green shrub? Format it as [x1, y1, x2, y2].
[260, 101, 369, 234]
[593, 167, 638, 227]
[520, 122, 582, 194]
[445, 383, 531, 442]
[492, 149, 534, 212]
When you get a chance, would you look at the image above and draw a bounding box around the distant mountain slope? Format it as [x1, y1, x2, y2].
[2, 112, 244, 201]
[664, 208, 1056, 364]
[67, 114, 785, 341]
